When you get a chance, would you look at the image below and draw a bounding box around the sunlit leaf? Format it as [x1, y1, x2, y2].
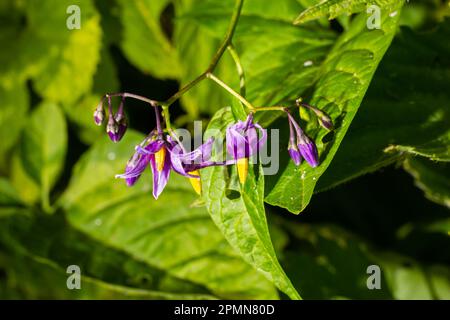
[178, 0, 335, 112]
[118, 0, 181, 79]
[201, 107, 301, 300]
[60, 131, 278, 299]
[294, 0, 394, 25]
[31, 0, 102, 104]
[318, 20, 450, 191]
[18, 103, 67, 211]
[265, 0, 405, 213]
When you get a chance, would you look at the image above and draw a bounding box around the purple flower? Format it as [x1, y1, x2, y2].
[115, 104, 220, 199]
[286, 111, 319, 168]
[115, 133, 163, 187]
[134, 135, 215, 199]
[226, 113, 267, 159]
[226, 113, 266, 183]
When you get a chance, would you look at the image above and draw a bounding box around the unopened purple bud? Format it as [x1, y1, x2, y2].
[93, 102, 105, 126]
[318, 114, 333, 131]
[298, 102, 333, 131]
[298, 134, 319, 168]
[288, 143, 302, 166]
[114, 113, 128, 140]
[106, 115, 125, 143]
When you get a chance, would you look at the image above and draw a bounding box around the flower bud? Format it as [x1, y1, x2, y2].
[93, 102, 105, 126]
[288, 143, 302, 166]
[298, 133, 319, 168]
[318, 115, 333, 131]
[106, 114, 125, 143]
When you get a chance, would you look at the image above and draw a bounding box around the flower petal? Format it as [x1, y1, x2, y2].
[150, 153, 171, 199]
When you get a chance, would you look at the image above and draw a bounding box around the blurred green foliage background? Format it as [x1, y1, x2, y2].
[0, 0, 449, 299]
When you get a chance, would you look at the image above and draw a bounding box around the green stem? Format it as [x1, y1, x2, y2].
[162, 72, 207, 108]
[254, 106, 286, 112]
[207, 73, 255, 111]
[161, 0, 245, 126]
[208, 0, 244, 71]
[106, 92, 158, 106]
[227, 43, 246, 96]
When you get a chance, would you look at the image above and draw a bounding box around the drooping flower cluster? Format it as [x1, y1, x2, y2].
[116, 131, 215, 199]
[94, 95, 128, 142]
[94, 95, 226, 199]
[93, 93, 332, 199]
[284, 103, 334, 168]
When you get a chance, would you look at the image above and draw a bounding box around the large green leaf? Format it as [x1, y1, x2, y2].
[60, 131, 278, 299]
[201, 108, 300, 300]
[17, 103, 67, 211]
[317, 20, 450, 191]
[0, 253, 213, 300]
[0, 0, 101, 104]
[377, 253, 450, 300]
[265, 0, 405, 213]
[118, 0, 181, 79]
[404, 157, 450, 209]
[0, 82, 29, 171]
[294, 0, 394, 24]
[177, 0, 335, 112]
[281, 222, 450, 299]
[31, 0, 102, 104]
[0, 211, 215, 300]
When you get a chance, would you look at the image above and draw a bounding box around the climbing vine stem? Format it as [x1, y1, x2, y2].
[160, 0, 245, 127]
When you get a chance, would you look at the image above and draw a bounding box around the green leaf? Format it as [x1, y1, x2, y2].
[60, 130, 278, 299]
[177, 0, 335, 111]
[18, 103, 67, 210]
[31, 0, 102, 104]
[0, 82, 29, 171]
[118, 0, 181, 79]
[0, 253, 214, 299]
[0, 211, 216, 300]
[0, 178, 23, 208]
[317, 20, 450, 191]
[201, 108, 301, 300]
[174, 0, 238, 117]
[282, 222, 450, 299]
[265, 0, 405, 213]
[0, 0, 101, 103]
[377, 253, 450, 300]
[423, 218, 450, 236]
[404, 157, 450, 209]
[294, 0, 394, 25]
[62, 48, 119, 145]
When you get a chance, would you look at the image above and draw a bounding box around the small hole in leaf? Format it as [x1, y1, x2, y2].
[322, 131, 335, 144]
[225, 189, 241, 200]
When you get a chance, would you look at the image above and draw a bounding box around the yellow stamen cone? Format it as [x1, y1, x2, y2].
[237, 158, 249, 184]
[155, 147, 166, 172]
[188, 170, 202, 195]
